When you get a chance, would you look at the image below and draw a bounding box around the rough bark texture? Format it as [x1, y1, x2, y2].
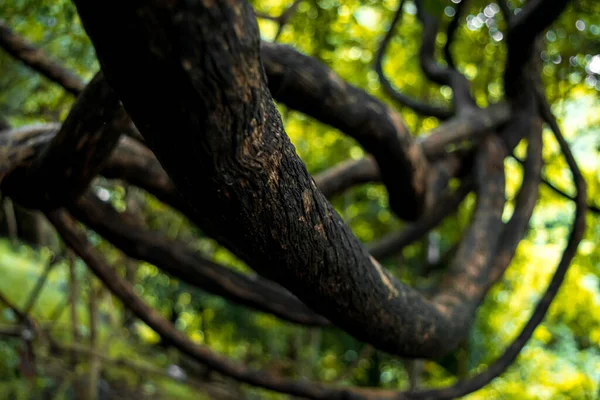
[71, 0, 505, 358]
[0, 0, 587, 398]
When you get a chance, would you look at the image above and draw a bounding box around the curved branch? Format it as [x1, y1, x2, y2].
[512, 155, 600, 215]
[72, 0, 509, 359]
[313, 157, 379, 198]
[2, 72, 124, 210]
[262, 41, 429, 221]
[0, 19, 85, 95]
[374, 0, 453, 120]
[409, 76, 587, 400]
[443, 0, 468, 69]
[69, 192, 330, 327]
[414, 0, 475, 111]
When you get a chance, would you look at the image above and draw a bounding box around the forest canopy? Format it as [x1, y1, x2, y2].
[0, 0, 599, 399]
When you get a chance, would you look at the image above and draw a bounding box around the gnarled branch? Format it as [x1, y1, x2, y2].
[72, 0, 509, 359]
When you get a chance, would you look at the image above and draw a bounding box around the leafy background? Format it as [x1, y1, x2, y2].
[0, 0, 599, 398]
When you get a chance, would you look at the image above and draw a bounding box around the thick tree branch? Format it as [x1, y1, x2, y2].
[374, 0, 453, 120]
[0, 20, 85, 95]
[2, 72, 124, 210]
[72, 0, 508, 359]
[102, 136, 183, 208]
[69, 192, 330, 327]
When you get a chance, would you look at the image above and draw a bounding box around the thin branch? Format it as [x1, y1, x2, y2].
[47, 341, 219, 395]
[0, 19, 85, 95]
[44, 295, 69, 332]
[0, 323, 23, 338]
[313, 157, 379, 198]
[414, 0, 475, 111]
[0, 289, 26, 320]
[2, 197, 18, 245]
[87, 274, 100, 400]
[443, 0, 468, 69]
[513, 155, 600, 214]
[418, 103, 511, 158]
[374, 0, 453, 120]
[68, 251, 80, 367]
[22, 258, 56, 316]
[541, 178, 599, 213]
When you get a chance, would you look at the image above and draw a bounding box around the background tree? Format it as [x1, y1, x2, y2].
[0, 0, 599, 399]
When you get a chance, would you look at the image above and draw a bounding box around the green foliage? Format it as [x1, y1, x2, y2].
[0, 0, 600, 398]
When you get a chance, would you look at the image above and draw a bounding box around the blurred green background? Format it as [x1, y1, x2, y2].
[0, 0, 599, 399]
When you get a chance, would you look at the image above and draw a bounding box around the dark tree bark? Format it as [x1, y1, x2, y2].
[0, 0, 588, 398]
[69, 0, 516, 359]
